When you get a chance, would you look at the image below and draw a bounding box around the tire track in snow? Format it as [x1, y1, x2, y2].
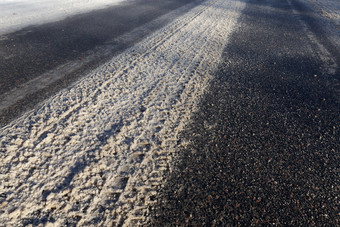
[0, 0, 245, 225]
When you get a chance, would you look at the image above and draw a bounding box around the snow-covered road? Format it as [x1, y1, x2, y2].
[0, 0, 125, 36]
[0, 0, 245, 225]
[1, 0, 339, 225]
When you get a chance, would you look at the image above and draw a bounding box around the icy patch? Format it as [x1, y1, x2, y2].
[0, 0, 125, 36]
[0, 0, 245, 225]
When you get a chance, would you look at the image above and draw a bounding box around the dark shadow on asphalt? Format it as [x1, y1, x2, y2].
[150, 0, 339, 225]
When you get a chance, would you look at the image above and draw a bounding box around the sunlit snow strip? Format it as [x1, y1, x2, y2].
[0, 0, 245, 225]
[0, 0, 125, 36]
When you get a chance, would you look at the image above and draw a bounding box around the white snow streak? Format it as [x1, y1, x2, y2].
[305, 0, 340, 29]
[0, 0, 125, 36]
[0, 0, 245, 225]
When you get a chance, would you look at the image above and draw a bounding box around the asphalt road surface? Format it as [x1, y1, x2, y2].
[0, 0, 339, 225]
[0, 0, 244, 225]
[0, 0, 198, 126]
[150, 0, 339, 225]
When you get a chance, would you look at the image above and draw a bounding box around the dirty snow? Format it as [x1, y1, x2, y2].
[0, 0, 125, 36]
[0, 0, 245, 225]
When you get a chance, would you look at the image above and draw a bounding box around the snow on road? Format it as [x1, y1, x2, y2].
[305, 0, 340, 29]
[0, 0, 245, 225]
[0, 0, 125, 36]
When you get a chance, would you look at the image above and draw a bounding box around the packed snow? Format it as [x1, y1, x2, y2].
[0, 0, 125, 36]
[0, 0, 245, 225]
[1, 0, 338, 225]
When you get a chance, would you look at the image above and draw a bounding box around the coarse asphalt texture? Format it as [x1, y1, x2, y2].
[150, 0, 339, 225]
